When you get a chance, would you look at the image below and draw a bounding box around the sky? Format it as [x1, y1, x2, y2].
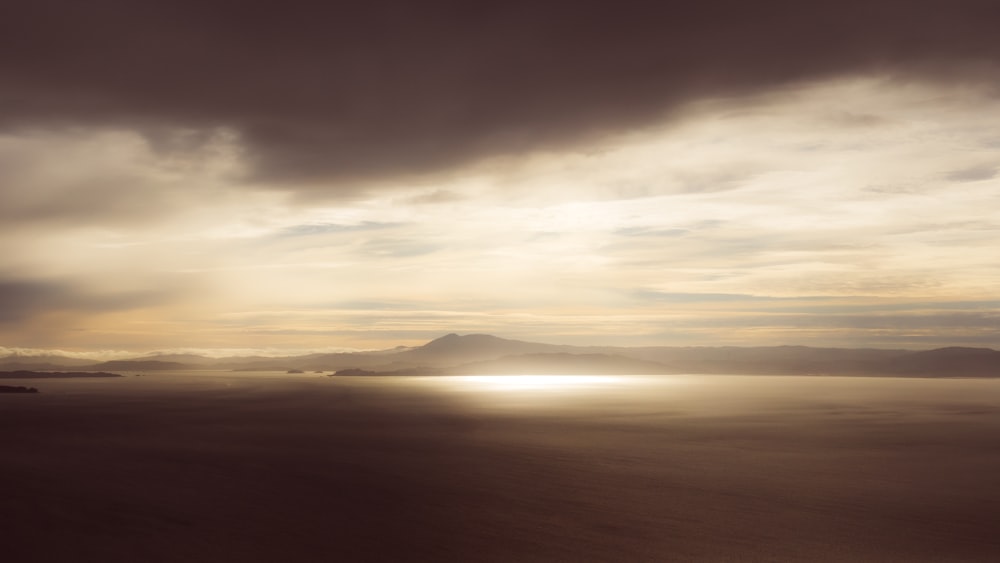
[2, 0, 1000, 356]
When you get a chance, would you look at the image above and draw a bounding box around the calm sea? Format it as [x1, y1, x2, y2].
[3, 372, 999, 562]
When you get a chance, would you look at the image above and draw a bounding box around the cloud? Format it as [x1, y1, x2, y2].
[2, 1, 1000, 193]
[3, 22, 1000, 352]
[0, 280, 71, 323]
[0, 127, 243, 227]
[946, 164, 997, 183]
[630, 291, 832, 304]
[276, 221, 403, 238]
[0, 277, 176, 323]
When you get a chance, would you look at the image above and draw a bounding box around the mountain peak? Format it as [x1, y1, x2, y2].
[432, 333, 461, 342]
[404, 334, 560, 363]
[422, 333, 505, 349]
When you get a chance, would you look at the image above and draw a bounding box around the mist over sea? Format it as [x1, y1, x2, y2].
[4, 372, 999, 562]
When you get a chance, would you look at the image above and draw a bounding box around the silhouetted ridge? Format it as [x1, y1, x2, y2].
[873, 347, 1000, 377]
[419, 333, 512, 351]
[0, 353, 98, 370]
[0, 371, 122, 378]
[88, 360, 190, 371]
[0, 385, 39, 393]
[4, 337, 1000, 377]
[405, 333, 568, 364]
[912, 346, 997, 357]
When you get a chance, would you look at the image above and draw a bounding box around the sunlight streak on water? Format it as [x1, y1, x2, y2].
[419, 375, 698, 409]
[441, 374, 636, 392]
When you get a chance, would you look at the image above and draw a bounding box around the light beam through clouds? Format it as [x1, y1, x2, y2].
[1, 74, 999, 352]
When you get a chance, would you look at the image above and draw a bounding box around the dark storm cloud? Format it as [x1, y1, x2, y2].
[2, 0, 999, 190]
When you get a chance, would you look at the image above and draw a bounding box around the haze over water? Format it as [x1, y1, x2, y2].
[5, 372, 999, 562]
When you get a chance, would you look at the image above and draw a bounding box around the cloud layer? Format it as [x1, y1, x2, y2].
[3, 1, 1000, 190]
[2, 2, 1000, 352]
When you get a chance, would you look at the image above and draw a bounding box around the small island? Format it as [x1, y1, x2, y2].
[330, 368, 378, 376]
[0, 371, 123, 379]
[0, 385, 39, 393]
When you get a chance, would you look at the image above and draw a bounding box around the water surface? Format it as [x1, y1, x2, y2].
[3, 373, 999, 562]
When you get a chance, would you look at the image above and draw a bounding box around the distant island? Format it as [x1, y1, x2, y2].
[0, 371, 123, 379]
[318, 335, 1000, 378]
[0, 385, 39, 393]
[88, 360, 188, 371]
[3, 334, 1000, 378]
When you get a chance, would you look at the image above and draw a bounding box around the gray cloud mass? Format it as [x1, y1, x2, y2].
[2, 0, 1000, 351]
[2, 0, 999, 192]
[0, 278, 174, 323]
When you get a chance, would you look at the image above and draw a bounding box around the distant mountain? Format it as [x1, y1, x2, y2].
[230, 352, 394, 372]
[0, 361, 95, 371]
[0, 371, 123, 378]
[9, 334, 998, 377]
[286, 334, 569, 373]
[869, 347, 1000, 377]
[137, 353, 223, 365]
[394, 333, 571, 365]
[0, 354, 96, 370]
[453, 353, 672, 375]
[323, 334, 1000, 378]
[86, 360, 191, 371]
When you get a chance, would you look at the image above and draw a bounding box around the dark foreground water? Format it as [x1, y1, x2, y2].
[2, 373, 999, 562]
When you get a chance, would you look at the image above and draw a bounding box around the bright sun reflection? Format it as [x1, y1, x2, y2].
[449, 374, 628, 391]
